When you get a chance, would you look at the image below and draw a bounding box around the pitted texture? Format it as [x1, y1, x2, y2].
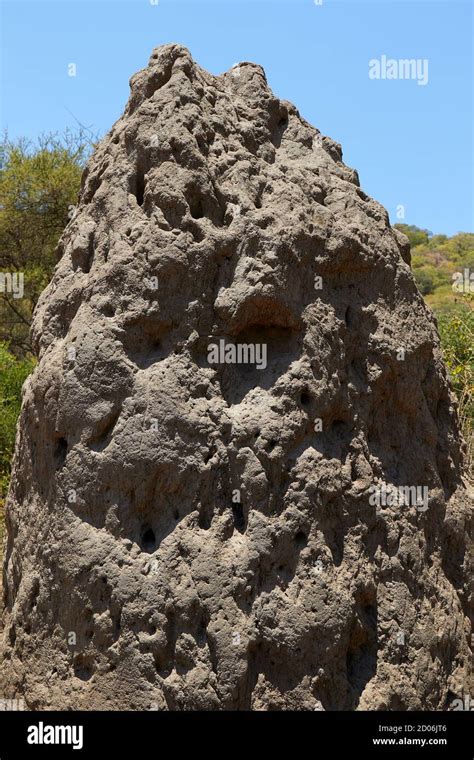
[1, 44, 471, 710]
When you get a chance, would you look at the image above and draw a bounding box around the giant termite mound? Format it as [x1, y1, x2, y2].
[1, 44, 471, 710]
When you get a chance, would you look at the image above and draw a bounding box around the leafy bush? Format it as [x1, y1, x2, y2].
[414, 268, 435, 295]
[0, 131, 90, 355]
[437, 304, 473, 478]
[0, 343, 34, 555]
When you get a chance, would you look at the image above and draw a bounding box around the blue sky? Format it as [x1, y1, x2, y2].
[1, 0, 472, 235]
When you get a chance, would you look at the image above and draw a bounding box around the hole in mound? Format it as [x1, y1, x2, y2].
[141, 526, 157, 553]
[184, 221, 206, 242]
[300, 391, 311, 406]
[119, 317, 172, 369]
[189, 197, 204, 219]
[54, 437, 68, 469]
[101, 302, 115, 318]
[198, 506, 213, 530]
[294, 531, 307, 547]
[231, 503, 246, 533]
[135, 170, 145, 207]
[254, 215, 272, 230]
[183, 180, 225, 227]
[271, 109, 289, 148]
[73, 656, 94, 682]
[130, 154, 151, 209]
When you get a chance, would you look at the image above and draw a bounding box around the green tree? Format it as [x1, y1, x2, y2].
[395, 223, 431, 248]
[0, 131, 89, 355]
[414, 268, 435, 295]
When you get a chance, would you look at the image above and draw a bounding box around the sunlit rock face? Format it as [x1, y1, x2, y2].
[1, 44, 471, 710]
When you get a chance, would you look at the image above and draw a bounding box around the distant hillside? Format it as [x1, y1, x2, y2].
[394, 224, 474, 313]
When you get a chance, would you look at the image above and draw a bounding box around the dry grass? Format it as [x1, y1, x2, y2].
[458, 387, 474, 483]
[0, 500, 4, 575]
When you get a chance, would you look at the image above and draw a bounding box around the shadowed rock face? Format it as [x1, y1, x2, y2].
[0, 44, 471, 710]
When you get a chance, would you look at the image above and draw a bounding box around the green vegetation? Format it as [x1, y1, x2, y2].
[395, 224, 474, 312]
[0, 131, 89, 355]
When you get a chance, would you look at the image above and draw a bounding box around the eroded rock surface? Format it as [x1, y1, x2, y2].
[1, 44, 471, 710]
